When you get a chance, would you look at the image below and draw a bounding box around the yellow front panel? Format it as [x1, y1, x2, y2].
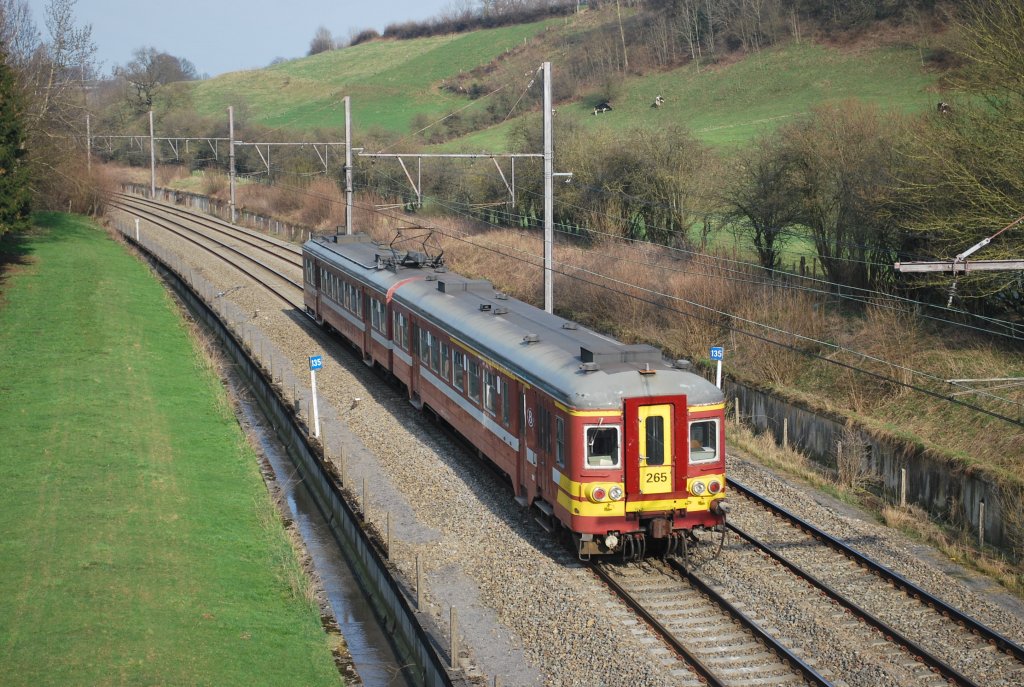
[638, 404, 673, 495]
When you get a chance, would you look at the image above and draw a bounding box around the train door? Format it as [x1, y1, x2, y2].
[624, 396, 687, 502]
[521, 387, 543, 504]
[516, 384, 535, 503]
[409, 320, 422, 406]
[362, 291, 372, 362]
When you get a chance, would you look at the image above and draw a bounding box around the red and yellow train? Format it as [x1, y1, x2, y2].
[303, 233, 727, 557]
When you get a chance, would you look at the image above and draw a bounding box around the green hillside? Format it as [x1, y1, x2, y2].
[191, 19, 559, 134]
[441, 42, 940, 150]
[188, 14, 941, 150]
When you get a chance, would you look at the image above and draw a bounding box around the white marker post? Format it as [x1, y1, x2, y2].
[309, 355, 323, 438]
[710, 347, 724, 389]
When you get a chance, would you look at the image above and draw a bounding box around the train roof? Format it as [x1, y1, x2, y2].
[304, 234, 724, 411]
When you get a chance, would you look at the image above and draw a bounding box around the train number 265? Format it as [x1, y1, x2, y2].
[645, 472, 668, 483]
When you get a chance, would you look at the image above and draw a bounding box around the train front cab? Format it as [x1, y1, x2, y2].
[568, 395, 726, 558]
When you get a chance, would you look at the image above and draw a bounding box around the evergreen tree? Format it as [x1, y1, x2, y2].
[0, 47, 31, 236]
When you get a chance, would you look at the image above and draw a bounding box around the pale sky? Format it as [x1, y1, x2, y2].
[25, 0, 459, 77]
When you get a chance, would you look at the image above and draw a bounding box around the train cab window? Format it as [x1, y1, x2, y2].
[453, 351, 466, 392]
[689, 420, 719, 464]
[645, 417, 666, 466]
[440, 342, 451, 382]
[555, 417, 565, 467]
[468, 359, 481, 403]
[585, 426, 620, 468]
[483, 370, 498, 415]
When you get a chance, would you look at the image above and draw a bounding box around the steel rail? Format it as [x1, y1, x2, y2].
[665, 557, 830, 687]
[114, 193, 303, 259]
[591, 563, 726, 687]
[728, 477, 1024, 664]
[109, 201, 301, 309]
[726, 521, 980, 687]
[593, 562, 831, 687]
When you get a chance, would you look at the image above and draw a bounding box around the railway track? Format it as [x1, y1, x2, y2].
[726, 478, 1024, 686]
[110, 191, 1024, 687]
[109, 196, 303, 309]
[594, 559, 829, 687]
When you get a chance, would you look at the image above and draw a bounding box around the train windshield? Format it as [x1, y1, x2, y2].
[689, 419, 719, 464]
[586, 426, 620, 468]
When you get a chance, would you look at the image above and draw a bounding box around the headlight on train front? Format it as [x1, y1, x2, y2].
[609, 486, 623, 501]
[690, 480, 706, 496]
[708, 479, 722, 495]
[588, 485, 607, 502]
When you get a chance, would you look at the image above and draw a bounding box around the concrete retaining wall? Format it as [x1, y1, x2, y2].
[728, 380, 1014, 556]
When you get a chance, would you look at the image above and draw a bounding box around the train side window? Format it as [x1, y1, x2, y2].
[483, 370, 497, 415]
[440, 342, 451, 382]
[501, 379, 510, 427]
[418, 328, 429, 360]
[555, 417, 565, 467]
[453, 351, 466, 392]
[393, 311, 409, 350]
[305, 259, 315, 285]
[688, 419, 719, 464]
[429, 333, 440, 373]
[468, 358, 481, 403]
[585, 426, 620, 468]
[370, 298, 386, 333]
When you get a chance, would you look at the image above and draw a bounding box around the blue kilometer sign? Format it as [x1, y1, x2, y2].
[309, 355, 323, 371]
[710, 347, 724, 361]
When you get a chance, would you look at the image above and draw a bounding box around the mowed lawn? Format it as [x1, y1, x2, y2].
[0, 214, 339, 686]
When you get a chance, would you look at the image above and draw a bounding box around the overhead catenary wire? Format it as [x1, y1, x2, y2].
[361, 164, 1024, 341]
[251, 175, 1024, 422]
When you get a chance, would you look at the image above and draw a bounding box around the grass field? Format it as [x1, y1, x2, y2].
[0, 214, 340, 686]
[190, 19, 558, 135]
[442, 41, 940, 151]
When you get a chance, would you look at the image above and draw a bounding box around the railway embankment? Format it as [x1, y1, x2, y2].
[114, 217, 460, 687]
[122, 181, 1024, 563]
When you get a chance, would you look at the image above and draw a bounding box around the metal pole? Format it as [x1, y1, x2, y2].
[149, 110, 156, 198]
[450, 606, 459, 671]
[417, 156, 422, 209]
[310, 367, 321, 439]
[542, 61, 553, 314]
[86, 113, 91, 173]
[416, 554, 423, 610]
[229, 106, 237, 223]
[344, 96, 353, 234]
[899, 468, 907, 508]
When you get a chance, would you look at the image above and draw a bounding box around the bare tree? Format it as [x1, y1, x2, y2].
[0, 0, 39, 67]
[307, 25, 334, 55]
[722, 132, 802, 272]
[116, 47, 197, 112]
[9, 0, 98, 211]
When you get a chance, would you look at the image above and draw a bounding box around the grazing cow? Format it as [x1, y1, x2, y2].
[937, 101, 952, 114]
[651, 95, 665, 108]
[593, 101, 613, 115]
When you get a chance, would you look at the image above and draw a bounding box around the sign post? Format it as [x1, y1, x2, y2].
[309, 355, 323, 439]
[710, 347, 724, 389]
